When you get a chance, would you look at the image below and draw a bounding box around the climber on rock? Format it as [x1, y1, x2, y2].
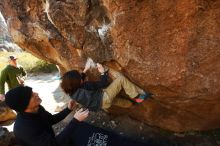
[60, 61, 152, 112]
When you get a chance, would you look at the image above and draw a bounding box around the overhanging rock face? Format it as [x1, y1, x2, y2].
[0, 0, 219, 132]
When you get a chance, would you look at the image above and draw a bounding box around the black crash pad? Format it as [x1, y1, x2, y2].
[70, 122, 157, 146]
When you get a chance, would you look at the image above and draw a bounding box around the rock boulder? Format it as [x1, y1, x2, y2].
[0, 0, 219, 132]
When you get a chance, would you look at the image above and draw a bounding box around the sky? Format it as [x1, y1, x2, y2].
[0, 12, 6, 26]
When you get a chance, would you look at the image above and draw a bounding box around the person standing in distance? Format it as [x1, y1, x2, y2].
[0, 55, 26, 101]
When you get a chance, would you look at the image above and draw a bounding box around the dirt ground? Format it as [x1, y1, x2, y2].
[5, 72, 219, 146]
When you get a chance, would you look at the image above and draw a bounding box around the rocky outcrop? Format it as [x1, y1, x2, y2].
[0, 0, 219, 132]
[0, 127, 18, 146]
[0, 102, 16, 123]
[0, 13, 20, 51]
[0, 13, 11, 43]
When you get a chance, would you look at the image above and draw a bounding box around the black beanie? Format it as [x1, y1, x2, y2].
[5, 86, 32, 112]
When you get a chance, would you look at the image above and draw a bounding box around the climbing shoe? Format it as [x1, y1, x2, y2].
[134, 92, 153, 103]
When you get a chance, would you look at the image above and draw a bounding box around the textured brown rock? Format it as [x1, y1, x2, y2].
[0, 102, 16, 123]
[0, 0, 219, 132]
